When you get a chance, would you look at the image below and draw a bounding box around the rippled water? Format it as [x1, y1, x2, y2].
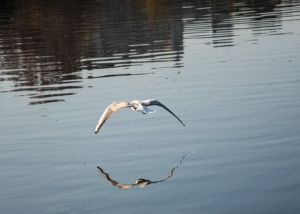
[1, 0, 300, 213]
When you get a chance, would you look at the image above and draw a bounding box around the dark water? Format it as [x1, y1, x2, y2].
[1, 0, 300, 213]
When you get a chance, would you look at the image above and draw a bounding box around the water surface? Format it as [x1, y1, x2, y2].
[1, 0, 300, 213]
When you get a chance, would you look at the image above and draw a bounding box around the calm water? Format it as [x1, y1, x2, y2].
[1, 0, 300, 213]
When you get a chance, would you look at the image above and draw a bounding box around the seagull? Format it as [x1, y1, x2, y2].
[95, 99, 185, 133]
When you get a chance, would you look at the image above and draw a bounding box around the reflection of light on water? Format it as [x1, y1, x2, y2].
[29, 93, 76, 99]
[87, 73, 149, 79]
[0, 0, 299, 105]
[29, 99, 65, 105]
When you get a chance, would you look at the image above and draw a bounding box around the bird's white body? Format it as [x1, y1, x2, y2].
[95, 99, 185, 133]
[130, 100, 156, 114]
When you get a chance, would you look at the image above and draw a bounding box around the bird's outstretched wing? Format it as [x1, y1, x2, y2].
[97, 167, 134, 189]
[95, 102, 130, 133]
[141, 99, 185, 126]
[97, 167, 118, 185]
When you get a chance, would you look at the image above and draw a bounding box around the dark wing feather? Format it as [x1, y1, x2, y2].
[141, 99, 185, 126]
[95, 102, 130, 133]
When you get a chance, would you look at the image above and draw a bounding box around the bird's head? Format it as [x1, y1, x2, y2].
[129, 100, 139, 112]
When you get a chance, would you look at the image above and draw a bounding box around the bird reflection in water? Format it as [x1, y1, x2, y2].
[97, 154, 187, 189]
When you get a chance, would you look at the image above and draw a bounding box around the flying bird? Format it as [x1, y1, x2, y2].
[95, 99, 185, 133]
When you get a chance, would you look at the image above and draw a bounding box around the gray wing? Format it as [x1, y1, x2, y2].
[95, 102, 131, 133]
[141, 99, 185, 126]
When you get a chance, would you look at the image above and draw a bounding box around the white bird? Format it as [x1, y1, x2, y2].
[95, 99, 185, 133]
